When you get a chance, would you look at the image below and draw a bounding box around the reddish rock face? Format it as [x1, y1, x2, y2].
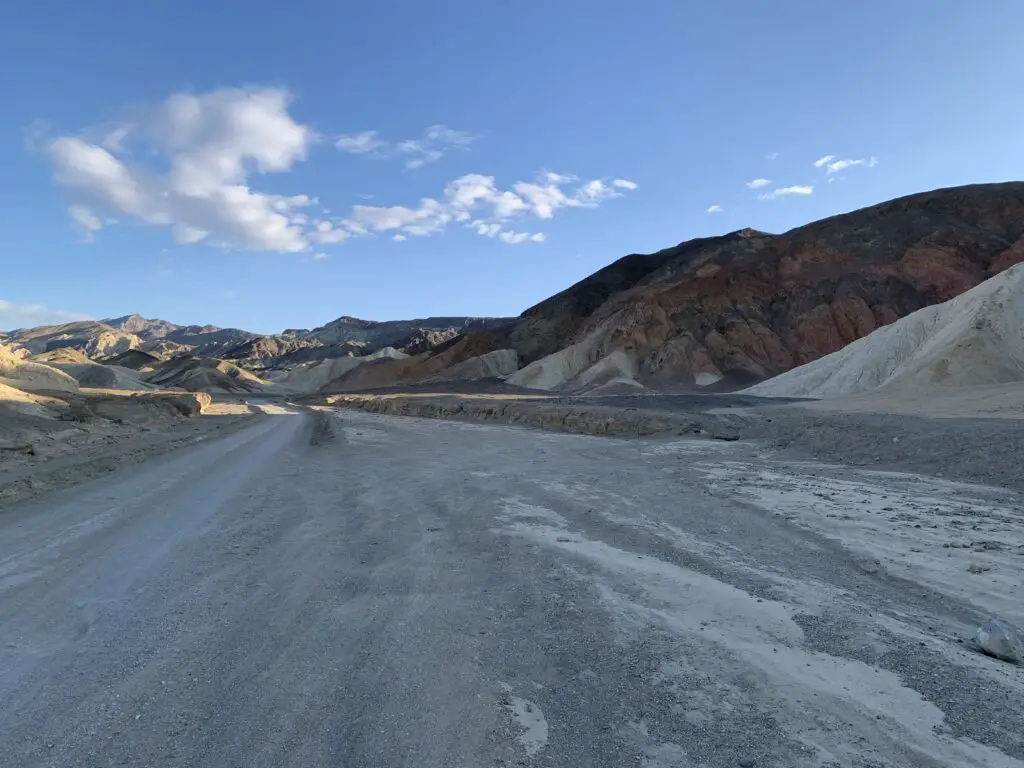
[455, 182, 1024, 389]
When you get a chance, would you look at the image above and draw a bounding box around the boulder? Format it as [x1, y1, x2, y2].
[974, 619, 1022, 664]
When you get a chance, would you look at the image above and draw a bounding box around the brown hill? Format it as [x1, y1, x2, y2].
[144, 356, 273, 394]
[220, 336, 323, 369]
[102, 349, 162, 370]
[468, 182, 1024, 391]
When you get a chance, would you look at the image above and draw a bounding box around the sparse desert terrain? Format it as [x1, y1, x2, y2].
[2, 184, 1024, 767]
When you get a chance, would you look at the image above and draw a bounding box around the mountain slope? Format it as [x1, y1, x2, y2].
[291, 316, 513, 351]
[745, 263, 1024, 398]
[479, 182, 1024, 391]
[6, 321, 141, 357]
[105, 314, 259, 356]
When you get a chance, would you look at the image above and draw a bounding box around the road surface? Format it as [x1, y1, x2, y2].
[1, 408, 1021, 767]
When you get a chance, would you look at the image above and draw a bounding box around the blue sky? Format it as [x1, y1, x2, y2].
[2, 1, 1023, 333]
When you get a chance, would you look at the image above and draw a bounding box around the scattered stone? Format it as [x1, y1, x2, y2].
[973, 619, 1023, 664]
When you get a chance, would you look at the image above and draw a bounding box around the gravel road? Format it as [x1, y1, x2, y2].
[1, 408, 1021, 767]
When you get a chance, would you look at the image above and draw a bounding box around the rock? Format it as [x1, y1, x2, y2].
[974, 619, 1023, 664]
[163, 392, 212, 416]
[84, 392, 211, 422]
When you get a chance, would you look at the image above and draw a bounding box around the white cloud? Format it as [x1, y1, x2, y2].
[311, 221, 351, 244]
[576, 179, 621, 204]
[510, 174, 625, 220]
[40, 89, 632, 252]
[758, 185, 814, 201]
[511, 182, 568, 220]
[544, 172, 576, 184]
[335, 131, 387, 156]
[344, 170, 631, 242]
[473, 221, 502, 237]
[706, 205, 723, 213]
[765, 152, 780, 160]
[813, 155, 835, 168]
[398, 124, 475, 170]
[312, 251, 329, 259]
[337, 124, 476, 169]
[0, 299, 91, 330]
[348, 198, 452, 236]
[498, 230, 546, 244]
[746, 178, 771, 189]
[67, 204, 102, 240]
[824, 156, 879, 174]
[392, 234, 407, 242]
[223, 289, 239, 299]
[44, 87, 317, 253]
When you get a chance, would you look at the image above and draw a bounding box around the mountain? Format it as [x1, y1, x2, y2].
[11, 182, 1023, 395]
[105, 314, 181, 339]
[103, 313, 513, 362]
[745, 262, 1024, 398]
[5, 321, 142, 358]
[219, 336, 324, 369]
[104, 314, 258, 356]
[451, 182, 1024, 392]
[292, 316, 514, 351]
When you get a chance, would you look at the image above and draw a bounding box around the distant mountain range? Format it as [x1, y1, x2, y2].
[2, 312, 514, 369]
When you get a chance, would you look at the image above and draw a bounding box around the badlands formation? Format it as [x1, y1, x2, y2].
[5, 180, 1024, 768]
[3, 180, 1024, 470]
[4, 182, 1022, 403]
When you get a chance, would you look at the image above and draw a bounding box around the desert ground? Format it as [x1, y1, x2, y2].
[3, 190, 1024, 766]
[1, 391, 1022, 767]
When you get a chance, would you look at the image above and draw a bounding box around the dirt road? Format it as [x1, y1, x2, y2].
[1, 408, 1021, 767]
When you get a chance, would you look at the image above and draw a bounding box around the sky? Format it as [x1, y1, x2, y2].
[2, 1, 1023, 334]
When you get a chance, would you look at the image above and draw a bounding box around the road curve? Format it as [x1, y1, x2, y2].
[0, 408, 1021, 767]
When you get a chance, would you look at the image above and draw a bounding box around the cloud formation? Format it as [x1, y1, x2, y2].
[706, 204, 723, 214]
[0, 299, 91, 330]
[758, 185, 814, 201]
[824, 156, 879, 174]
[813, 155, 835, 168]
[336, 124, 475, 169]
[334, 131, 387, 156]
[746, 178, 771, 189]
[346, 172, 635, 244]
[40, 87, 635, 251]
[45, 87, 317, 252]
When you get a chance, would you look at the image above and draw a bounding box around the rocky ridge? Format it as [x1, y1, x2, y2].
[461, 182, 1024, 392]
